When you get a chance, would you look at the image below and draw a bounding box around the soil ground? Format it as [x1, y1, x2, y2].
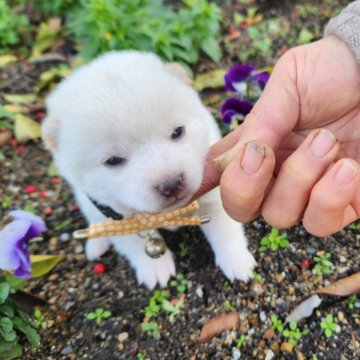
[0, 1, 359, 359]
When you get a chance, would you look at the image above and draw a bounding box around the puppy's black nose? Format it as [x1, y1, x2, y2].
[156, 174, 185, 198]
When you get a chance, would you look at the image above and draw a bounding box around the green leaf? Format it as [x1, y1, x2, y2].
[298, 28, 314, 44]
[14, 115, 41, 142]
[271, 242, 278, 251]
[193, 69, 226, 91]
[86, 313, 96, 320]
[325, 314, 333, 322]
[0, 304, 14, 318]
[0, 317, 13, 333]
[0, 106, 16, 120]
[30, 19, 62, 60]
[0, 343, 22, 360]
[3, 94, 37, 104]
[12, 317, 40, 347]
[102, 311, 111, 318]
[30, 254, 64, 278]
[0, 283, 10, 305]
[289, 321, 297, 330]
[5, 275, 26, 291]
[325, 328, 332, 338]
[200, 37, 221, 62]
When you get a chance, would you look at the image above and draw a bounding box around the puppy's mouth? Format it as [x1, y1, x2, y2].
[159, 193, 193, 212]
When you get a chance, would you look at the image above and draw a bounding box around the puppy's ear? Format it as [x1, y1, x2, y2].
[165, 63, 193, 86]
[41, 116, 59, 152]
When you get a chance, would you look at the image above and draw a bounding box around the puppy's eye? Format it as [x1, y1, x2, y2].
[105, 156, 126, 167]
[171, 126, 185, 140]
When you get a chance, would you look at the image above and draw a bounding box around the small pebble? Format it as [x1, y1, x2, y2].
[232, 349, 241, 360]
[118, 332, 129, 342]
[306, 246, 316, 255]
[60, 233, 71, 242]
[195, 285, 203, 298]
[75, 244, 84, 254]
[338, 312, 344, 322]
[61, 346, 73, 355]
[264, 328, 275, 340]
[264, 349, 275, 360]
[259, 311, 266, 322]
[281, 342, 293, 353]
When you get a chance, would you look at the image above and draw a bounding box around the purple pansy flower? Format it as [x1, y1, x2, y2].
[225, 64, 255, 92]
[221, 98, 253, 125]
[0, 210, 46, 279]
[252, 71, 270, 89]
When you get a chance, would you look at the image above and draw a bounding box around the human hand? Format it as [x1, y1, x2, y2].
[196, 36, 360, 236]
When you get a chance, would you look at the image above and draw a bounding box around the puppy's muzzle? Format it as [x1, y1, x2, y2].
[156, 173, 185, 198]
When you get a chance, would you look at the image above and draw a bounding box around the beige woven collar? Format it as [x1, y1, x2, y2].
[73, 201, 210, 240]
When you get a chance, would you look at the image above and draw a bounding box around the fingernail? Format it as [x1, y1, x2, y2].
[334, 160, 358, 186]
[241, 142, 265, 174]
[310, 129, 336, 157]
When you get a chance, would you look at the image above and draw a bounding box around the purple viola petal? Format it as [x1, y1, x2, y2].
[225, 64, 256, 91]
[222, 109, 238, 125]
[221, 98, 253, 116]
[0, 220, 31, 270]
[252, 71, 270, 89]
[14, 266, 31, 279]
[15, 244, 31, 279]
[10, 210, 47, 234]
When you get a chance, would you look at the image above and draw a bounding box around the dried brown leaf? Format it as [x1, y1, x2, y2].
[199, 312, 239, 343]
[315, 272, 360, 296]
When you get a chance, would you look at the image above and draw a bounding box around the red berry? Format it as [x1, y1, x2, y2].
[71, 204, 78, 212]
[51, 177, 61, 185]
[25, 185, 37, 194]
[93, 263, 106, 274]
[10, 139, 17, 146]
[301, 259, 310, 269]
[17, 146, 25, 154]
[35, 111, 46, 120]
[44, 207, 53, 216]
[39, 190, 47, 198]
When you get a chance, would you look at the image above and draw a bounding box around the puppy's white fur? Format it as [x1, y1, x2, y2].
[43, 51, 256, 289]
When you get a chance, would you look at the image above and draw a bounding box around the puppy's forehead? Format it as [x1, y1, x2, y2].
[51, 52, 198, 134]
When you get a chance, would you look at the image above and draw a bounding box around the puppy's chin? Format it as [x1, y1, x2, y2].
[158, 194, 193, 212]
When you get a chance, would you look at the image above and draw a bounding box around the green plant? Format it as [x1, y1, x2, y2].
[348, 295, 357, 310]
[223, 281, 232, 292]
[142, 290, 169, 319]
[283, 321, 309, 346]
[137, 353, 145, 360]
[235, 334, 246, 348]
[33, 309, 47, 330]
[320, 314, 340, 338]
[67, 0, 222, 65]
[313, 253, 333, 276]
[224, 299, 234, 313]
[170, 274, 187, 294]
[178, 242, 188, 258]
[259, 228, 289, 252]
[251, 270, 263, 281]
[0, 0, 29, 53]
[86, 308, 112, 325]
[35, 0, 81, 17]
[161, 299, 183, 322]
[0, 275, 40, 360]
[270, 314, 284, 333]
[140, 321, 160, 340]
[1, 196, 11, 210]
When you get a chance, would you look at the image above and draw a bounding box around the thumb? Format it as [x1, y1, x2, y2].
[195, 49, 301, 198]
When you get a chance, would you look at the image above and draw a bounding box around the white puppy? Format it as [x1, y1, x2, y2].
[42, 51, 256, 289]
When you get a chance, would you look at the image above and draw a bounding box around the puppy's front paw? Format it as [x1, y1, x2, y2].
[85, 237, 111, 260]
[133, 250, 176, 290]
[215, 246, 256, 283]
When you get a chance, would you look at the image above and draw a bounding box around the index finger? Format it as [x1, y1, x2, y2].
[194, 49, 301, 199]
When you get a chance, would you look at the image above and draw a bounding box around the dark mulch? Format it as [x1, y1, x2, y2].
[0, 1, 359, 359]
